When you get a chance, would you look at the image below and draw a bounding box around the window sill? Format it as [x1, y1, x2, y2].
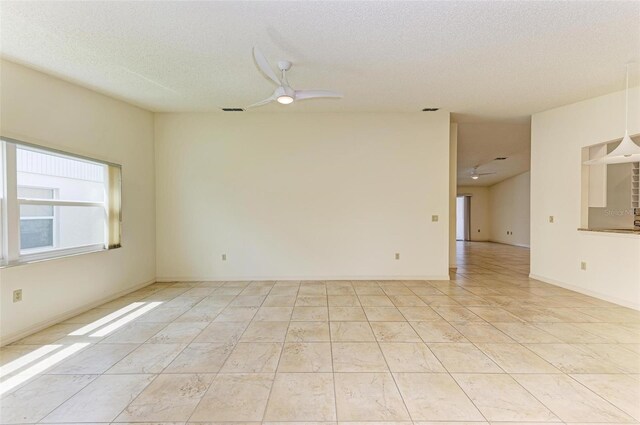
[0, 245, 119, 269]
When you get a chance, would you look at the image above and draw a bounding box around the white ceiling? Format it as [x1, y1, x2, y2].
[457, 121, 531, 187]
[1, 1, 638, 185]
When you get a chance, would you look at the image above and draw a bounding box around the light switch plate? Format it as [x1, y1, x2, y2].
[432, 215, 439, 222]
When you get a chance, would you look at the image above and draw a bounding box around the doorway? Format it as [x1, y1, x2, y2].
[456, 195, 471, 241]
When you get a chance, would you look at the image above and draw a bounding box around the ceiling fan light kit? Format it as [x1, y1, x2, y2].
[248, 47, 343, 108]
[585, 64, 640, 165]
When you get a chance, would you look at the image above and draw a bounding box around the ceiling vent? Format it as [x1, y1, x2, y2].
[421, 108, 439, 112]
[221, 108, 245, 112]
[494, 157, 508, 160]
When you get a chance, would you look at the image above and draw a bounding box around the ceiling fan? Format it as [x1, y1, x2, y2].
[470, 166, 496, 180]
[248, 47, 343, 108]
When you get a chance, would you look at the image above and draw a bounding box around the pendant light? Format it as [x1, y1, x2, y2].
[585, 64, 640, 165]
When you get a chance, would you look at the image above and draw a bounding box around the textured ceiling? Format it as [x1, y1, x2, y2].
[457, 121, 531, 187]
[1, 1, 638, 119]
[1, 1, 638, 186]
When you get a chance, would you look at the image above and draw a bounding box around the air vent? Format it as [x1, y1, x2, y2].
[495, 157, 508, 160]
[221, 108, 245, 112]
[421, 108, 439, 112]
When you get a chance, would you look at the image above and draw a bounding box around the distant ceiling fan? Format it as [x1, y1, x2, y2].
[248, 47, 343, 108]
[470, 166, 496, 180]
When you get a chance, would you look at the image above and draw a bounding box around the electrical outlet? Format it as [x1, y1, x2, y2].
[549, 216, 554, 223]
[432, 215, 439, 222]
[581, 261, 587, 271]
[222, 254, 227, 261]
[395, 253, 400, 260]
[13, 289, 22, 303]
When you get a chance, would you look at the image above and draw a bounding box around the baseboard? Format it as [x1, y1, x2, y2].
[156, 275, 451, 282]
[488, 239, 530, 248]
[0, 278, 156, 347]
[529, 273, 640, 311]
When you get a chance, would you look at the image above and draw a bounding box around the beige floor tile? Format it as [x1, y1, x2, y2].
[573, 343, 640, 373]
[393, 373, 484, 421]
[329, 306, 367, 321]
[432, 306, 482, 322]
[240, 321, 289, 342]
[570, 374, 640, 421]
[524, 344, 624, 373]
[49, 343, 138, 374]
[451, 322, 515, 343]
[379, 343, 445, 372]
[286, 322, 330, 342]
[328, 295, 361, 306]
[115, 373, 213, 422]
[253, 307, 294, 321]
[371, 322, 421, 342]
[174, 304, 225, 322]
[278, 342, 332, 372]
[475, 343, 560, 373]
[363, 307, 406, 321]
[0, 374, 96, 423]
[467, 306, 525, 322]
[214, 307, 259, 322]
[194, 321, 248, 344]
[100, 322, 167, 343]
[330, 322, 375, 341]
[334, 373, 410, 421]
[292, 307, 329, 321]
[42, 374, 154, 422]
[190, 373, 273, 422]
[412, 321, 468, 343]
[491, 322, 562, 343]
[296, 296, 328, 307]
[358, 296, 395, 307]
[106, 343, 186, 374]
[573, 323, 640, 343]
[389, 295, 427, 307]
[263, 295, 297, 307]
[533, 323, 609, 343]
[264, 373, 336, 421]
[332, 342, 388, 372]
[398, 307, 441, 321]
[220, 342, 282, 373]
[164, 342, 234, 373]
[147, 322, 208, 344]
[428, 343, 502, 373]
[513, 374, 634, 423]
[230, 295, 266, 307]
[453, 373, 559, 422]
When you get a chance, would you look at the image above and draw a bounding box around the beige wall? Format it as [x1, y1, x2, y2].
[0, 60, 156, 343]
[531, 87, 640, 309]
[155, 112, 451, 280]
[457, 186, 490, 241]
[489, 171, 531, 247]
[449, 123, 458, 268]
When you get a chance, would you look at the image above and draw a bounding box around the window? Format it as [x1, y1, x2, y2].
[18, 187, 56, 251]
[0, 138, 122, 265]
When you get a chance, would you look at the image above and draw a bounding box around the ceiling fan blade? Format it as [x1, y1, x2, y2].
[295, 90, 343, 100]
[247, 95, 275, 108]
[253, 47, 281, 85]
[478, 172, 496, 176]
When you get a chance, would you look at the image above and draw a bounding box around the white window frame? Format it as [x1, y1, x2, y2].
[0, 138, 120, 266]
[17, 186, 58, 253]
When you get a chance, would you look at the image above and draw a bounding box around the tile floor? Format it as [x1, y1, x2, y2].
[1, 241, 639, 424]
